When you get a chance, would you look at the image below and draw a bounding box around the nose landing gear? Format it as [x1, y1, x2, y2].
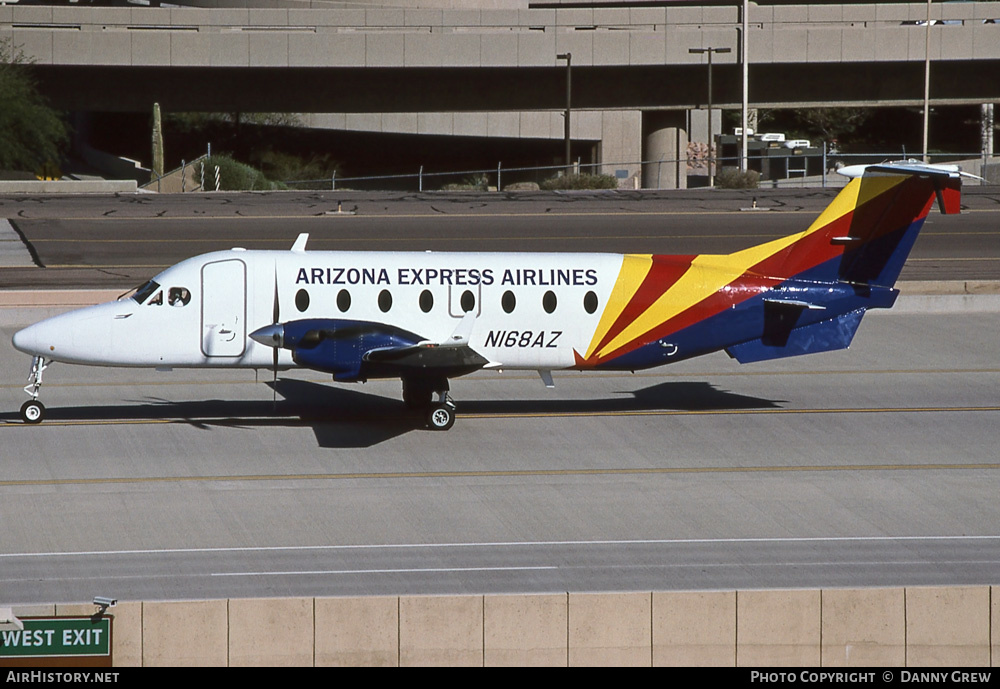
[21, 356, 49, 424]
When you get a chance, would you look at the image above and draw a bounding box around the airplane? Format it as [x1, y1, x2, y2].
[10, 161, 966, 430]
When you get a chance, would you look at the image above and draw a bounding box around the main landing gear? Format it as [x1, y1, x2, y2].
[426, 395, 456, 431]
[21, 356, 49, 424]
[402, 377, 456, 431]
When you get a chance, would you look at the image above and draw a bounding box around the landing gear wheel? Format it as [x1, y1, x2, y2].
[20, 400, 45, 424]
[427, 404, 455, 431]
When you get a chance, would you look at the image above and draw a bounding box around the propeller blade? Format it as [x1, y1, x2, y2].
[272, 265, 280, 372]
[272, 263, 279, 410]
[272, 264, 280, 323]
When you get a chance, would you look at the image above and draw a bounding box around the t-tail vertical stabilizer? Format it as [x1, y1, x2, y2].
[775, 161, 963, 289]
[725, 162, 965, 364]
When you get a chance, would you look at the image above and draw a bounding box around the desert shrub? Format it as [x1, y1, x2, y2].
[503, 181, 540, 191]
[441, 174, 490, 191]
[254, 149, 339, 187]
[715, 167, 760, 189]
[202, 155, 287, 191]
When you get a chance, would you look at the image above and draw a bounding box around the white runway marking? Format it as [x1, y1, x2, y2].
[4, 535, 1000, 560]
[214, 566, 558, 577]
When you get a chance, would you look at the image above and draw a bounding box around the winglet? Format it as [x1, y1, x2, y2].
[443, 310, 476, 347]
[291, 233, 309, 253]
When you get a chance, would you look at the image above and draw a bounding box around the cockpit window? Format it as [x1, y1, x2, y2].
[168, 287, 191, 307]
[132, 280, 161, 305]
[148, 290, 163, 306]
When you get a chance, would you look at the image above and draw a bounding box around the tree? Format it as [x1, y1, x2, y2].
[790, 108, 873, 143]
[757, 107, 874, 150]
[0, 39, 68, 173]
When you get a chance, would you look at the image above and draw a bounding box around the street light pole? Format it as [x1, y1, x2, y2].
[557, 52, 572, 175]
[741, 0, 749, 173]
[690, 46, 731, 188]
[922, 0, 932, 163]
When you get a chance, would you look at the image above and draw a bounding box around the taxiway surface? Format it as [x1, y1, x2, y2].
[2, 307, 999, 604]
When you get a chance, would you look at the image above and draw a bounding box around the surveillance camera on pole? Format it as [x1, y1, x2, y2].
[93, 597, 117, 616]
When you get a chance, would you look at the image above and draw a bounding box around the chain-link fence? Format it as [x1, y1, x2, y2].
[278, 150, 999, 192]
[282, 160, 620, 193]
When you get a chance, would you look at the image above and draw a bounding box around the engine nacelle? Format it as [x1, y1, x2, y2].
[278, 319, 424, 381]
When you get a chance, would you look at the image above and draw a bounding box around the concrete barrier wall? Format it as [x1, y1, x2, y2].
[14, 586, 998, 666]
[0, 181, 138, 194]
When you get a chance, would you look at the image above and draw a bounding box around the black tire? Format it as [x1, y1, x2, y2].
[20, 400, 45, 424]
[427, 404, 455, 431]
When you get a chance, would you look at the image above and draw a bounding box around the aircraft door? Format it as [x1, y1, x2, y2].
[201, 259, 247, 357]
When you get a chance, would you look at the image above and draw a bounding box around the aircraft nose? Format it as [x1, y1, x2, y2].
[250, 323, 284, 348]
[12, 323, 42, 356]
[12, 302, 122, 363]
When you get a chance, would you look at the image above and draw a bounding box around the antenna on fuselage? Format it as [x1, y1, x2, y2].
[291, 233, 309, 253]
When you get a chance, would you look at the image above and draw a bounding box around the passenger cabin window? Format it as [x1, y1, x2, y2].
[542, 290, 557, 314]
[168, 287, 191, 307]
[378, 290, 392, 313]
[460, 290, 475, 313]
[502, 291, 516, 314]
[419, 290, 433, 313]
[584, 291, 598, 314]
[295, 289, 310, 312]
[337, 289, 351, 313]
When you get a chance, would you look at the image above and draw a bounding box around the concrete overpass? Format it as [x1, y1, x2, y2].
[3, 1, 999, 186]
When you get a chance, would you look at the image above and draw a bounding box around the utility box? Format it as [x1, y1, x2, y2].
[718, 134, 824, 181]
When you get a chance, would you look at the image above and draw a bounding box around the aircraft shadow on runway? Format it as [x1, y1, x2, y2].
[1, 378, 783, 449]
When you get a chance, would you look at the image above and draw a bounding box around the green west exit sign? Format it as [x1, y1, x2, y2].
[1, 618, 111, 658]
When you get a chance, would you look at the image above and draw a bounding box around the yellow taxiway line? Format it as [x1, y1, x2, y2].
[3, 459, 1000, 489]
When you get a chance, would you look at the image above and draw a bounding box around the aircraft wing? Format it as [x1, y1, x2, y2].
[362, 341, 489, 376]
[250, 314, 488, 382]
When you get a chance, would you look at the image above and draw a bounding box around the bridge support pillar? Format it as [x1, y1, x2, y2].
[983, 104, 995, 159]
[642, 111, 687, 189]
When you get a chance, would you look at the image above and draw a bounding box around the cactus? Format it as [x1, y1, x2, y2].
[151, 103, 164, 180]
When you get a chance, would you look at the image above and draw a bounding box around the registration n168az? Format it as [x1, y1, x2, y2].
[484, 330, 563, 348]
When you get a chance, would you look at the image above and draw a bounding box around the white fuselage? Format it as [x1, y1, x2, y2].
[13, 249, 626, 372]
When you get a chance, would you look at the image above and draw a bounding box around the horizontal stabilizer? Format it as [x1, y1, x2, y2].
[726, 309, 866, 364]
[838, 160, 964, 216]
